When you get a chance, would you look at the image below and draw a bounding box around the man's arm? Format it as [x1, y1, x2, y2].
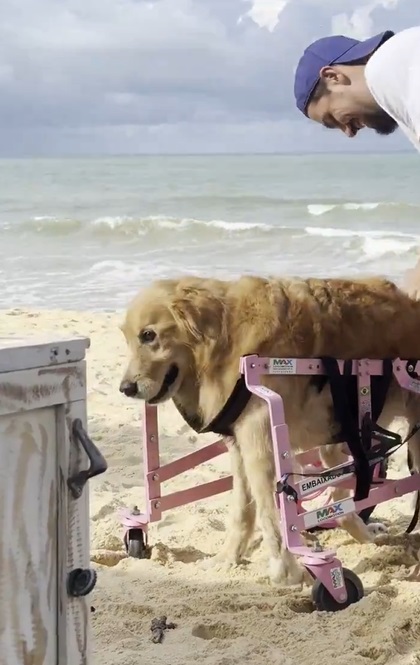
[406, 62, 420, 144]
[365, 26, 420, 152]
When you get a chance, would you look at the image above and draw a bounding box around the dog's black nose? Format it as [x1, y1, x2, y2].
[119, 381, 138, 397]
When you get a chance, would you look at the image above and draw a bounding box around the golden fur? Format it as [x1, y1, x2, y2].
[119, 274, 420, 585]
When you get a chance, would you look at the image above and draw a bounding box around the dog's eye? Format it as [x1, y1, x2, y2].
[139, 329, 156, 344]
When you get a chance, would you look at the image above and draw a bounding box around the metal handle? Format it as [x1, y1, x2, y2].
[67, 418, 108, 499]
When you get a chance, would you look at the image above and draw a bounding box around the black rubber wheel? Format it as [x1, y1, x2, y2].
[312, 567, 364, 612]
[67, 568, 98, 597]
[126, 529, 147, 559]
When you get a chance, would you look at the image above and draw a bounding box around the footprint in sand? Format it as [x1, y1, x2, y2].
[191, 621, 239, 640]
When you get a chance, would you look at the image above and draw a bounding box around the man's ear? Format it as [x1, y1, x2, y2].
[319, 65, 341, 85]
[169, 286, 228, 344]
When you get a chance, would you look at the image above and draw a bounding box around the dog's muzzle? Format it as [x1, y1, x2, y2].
[119, 381, 139, 397]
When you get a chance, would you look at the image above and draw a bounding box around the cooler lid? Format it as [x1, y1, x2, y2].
[0, 335, 90, 373]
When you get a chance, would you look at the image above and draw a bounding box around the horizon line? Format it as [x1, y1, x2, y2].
[0, 149, 414, 159]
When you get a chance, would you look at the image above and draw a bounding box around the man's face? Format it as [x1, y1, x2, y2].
[306, 65, 398, 138]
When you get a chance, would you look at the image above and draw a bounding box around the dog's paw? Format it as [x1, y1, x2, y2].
[199, 550, 240, 573]
[367, 521, 388, 537]
[269, 553, 309, 586]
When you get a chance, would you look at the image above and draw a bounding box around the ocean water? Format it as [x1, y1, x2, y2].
[1, 153, 420, 311]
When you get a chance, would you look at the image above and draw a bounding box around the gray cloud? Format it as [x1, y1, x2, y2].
[0, 0, 419, 154]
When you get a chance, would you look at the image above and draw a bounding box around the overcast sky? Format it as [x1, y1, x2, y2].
[1, 0, 419, 156]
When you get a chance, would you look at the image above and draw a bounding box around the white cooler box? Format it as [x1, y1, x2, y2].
[0, 336, 107, 665]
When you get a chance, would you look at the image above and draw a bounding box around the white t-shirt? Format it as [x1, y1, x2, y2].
[365, 26, 420, 152]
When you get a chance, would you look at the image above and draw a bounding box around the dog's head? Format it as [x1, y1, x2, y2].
[119, 278, 228, 404]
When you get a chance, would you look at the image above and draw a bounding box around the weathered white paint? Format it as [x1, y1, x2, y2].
[0, 336, 94, 665]
[0, 363, 87, 417]
[0, 406, 58, 664]
[0, 336, 90, 374]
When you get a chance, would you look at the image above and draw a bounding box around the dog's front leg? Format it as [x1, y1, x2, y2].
[211, 440, 256, 566]
[319, 444, 376, 543]
[236, 415, 306, 585]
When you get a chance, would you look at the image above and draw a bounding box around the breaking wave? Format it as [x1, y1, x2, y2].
[1, 214, 276, 237]
[306, 201, 419, 216]
[2, 198, 420, 239]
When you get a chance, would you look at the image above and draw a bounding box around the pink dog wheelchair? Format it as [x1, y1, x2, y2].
[119, 354, 420, 612]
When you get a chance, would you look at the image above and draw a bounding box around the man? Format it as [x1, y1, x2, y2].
[293, 25, 420, 295]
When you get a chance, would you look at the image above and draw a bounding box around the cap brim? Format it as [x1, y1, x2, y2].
[334, 30, 394, 64]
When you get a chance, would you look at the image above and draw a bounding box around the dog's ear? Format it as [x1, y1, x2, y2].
[169, 286, 227, 344]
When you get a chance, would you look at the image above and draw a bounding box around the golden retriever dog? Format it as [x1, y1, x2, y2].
[119, 274, 420, 585]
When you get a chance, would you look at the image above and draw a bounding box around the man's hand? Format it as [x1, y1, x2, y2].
[402, 251, 420, 299]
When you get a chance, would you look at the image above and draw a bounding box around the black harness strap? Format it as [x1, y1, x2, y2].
[311, 357, 394, 503]
[320, 356, 371, 501]
[199, 375, 252, 436]
[353, 359, 394, 490]
[406, 494, 420, 534]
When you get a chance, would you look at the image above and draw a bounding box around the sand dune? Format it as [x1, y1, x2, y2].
[2, 307, 420, 665]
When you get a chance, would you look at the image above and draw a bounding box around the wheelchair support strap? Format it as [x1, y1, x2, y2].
[320, 356, 371, 501]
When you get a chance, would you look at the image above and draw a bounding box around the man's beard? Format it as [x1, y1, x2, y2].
[365, 108, 398, 135]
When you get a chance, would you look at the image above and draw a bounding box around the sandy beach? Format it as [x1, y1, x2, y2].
[2, 307, 420, 665]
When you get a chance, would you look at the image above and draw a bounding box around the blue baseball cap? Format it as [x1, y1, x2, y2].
[294, 30, 395, 116]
